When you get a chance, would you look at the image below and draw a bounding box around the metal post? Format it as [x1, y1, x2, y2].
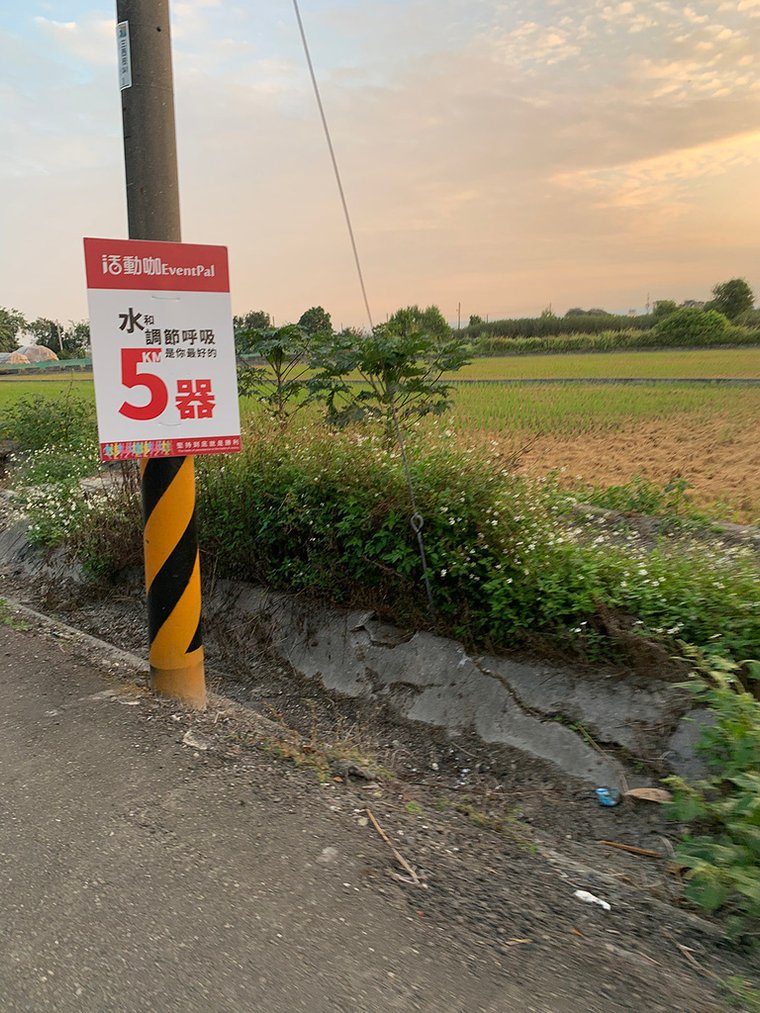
[116, 0, 205, 707]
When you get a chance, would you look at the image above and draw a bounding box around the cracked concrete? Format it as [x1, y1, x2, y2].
[208, 582, 695, 789]
[0, 499, 702, 790]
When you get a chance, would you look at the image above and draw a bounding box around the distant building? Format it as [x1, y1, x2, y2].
[681, 300, 706, 310]
[0, 351, 31, 365]
[17, 344, 59, 362]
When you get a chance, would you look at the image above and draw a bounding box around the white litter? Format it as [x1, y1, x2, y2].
[574, 890, 611, 911]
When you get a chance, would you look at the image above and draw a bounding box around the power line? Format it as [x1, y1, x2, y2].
[292, 0, 374, 331]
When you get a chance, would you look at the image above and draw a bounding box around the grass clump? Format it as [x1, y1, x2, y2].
[667, 650, 760, 943]
[2, 393, 100, 548]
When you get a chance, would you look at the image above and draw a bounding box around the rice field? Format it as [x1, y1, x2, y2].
[450, 384, 760, 522]
[453, 347, 760, 380]
[0, 375, 94, 411]
[2, 349, 759, 520]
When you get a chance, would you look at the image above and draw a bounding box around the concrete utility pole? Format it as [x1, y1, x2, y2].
[116, 0, 206, 707]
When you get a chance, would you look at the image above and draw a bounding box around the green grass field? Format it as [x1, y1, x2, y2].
[0, 375, 94, 411]
[454, 347, 760, 380]
[449, 382, 760, 434]
[2, 349, 758, 519]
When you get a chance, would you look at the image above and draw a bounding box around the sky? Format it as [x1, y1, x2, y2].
[1, 0, 759, 329]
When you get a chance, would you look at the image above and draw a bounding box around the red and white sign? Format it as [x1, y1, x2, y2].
[84, 237, 241, 462]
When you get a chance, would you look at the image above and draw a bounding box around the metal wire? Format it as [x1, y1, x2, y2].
[292, 0, 374, 331]
[292, 0, 435, 616]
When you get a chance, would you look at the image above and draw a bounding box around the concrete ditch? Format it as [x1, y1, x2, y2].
[202, 581, 702, 790]
[0, 491, 703, 789]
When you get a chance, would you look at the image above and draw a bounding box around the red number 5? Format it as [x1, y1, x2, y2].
[119, 348, 168, 421]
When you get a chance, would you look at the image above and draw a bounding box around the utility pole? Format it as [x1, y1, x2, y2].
[116, 0, 205, 707]
[457, 302, 461, 330]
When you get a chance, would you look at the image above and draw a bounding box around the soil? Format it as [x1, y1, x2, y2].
[503, 415, 760, 523]
[3, 562, 759, 1011]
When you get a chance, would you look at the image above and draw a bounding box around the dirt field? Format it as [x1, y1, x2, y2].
[451, 383, 760, 522]
[511, 414, 760, 522]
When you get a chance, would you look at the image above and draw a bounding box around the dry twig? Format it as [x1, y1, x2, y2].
[599, 840, 662, 859]
[366, 808, 424, 887]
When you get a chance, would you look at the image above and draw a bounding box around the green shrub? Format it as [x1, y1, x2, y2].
[463, 314, 653, 340]
[667, 651, 760, 941]
[654, 308, 730, 346]
[573, 476, 710, 522]
[184, 425, 760, 662]
[0, 392, 96, 451]
[472, 324, 758, 357]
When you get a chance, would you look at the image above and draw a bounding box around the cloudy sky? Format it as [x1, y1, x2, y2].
[1, 0, 759, 328]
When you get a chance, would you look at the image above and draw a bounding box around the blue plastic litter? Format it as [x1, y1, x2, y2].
[595, 787, 621, 807]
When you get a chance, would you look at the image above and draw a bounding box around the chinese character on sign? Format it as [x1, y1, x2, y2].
[84, 236, 240, 462]
[143, 256, 163, 276]
[123, 256, 142, 276]
[102, 254, 123, 276]
[176, 379, 216, 420]
[119, 307, 144, 333]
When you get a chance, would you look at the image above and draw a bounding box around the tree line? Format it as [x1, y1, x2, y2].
[0, 311, 91, 357]
[463, 278, 757, 340]
[2, 277, 755, 359]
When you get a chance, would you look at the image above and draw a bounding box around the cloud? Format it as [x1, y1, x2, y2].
[3, 0, 760, 324]
[34, 14, 114, 67]
[552, 130, 760, 213]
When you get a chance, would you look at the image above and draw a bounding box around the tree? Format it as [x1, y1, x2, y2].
[706, 279, 754, 321]
[654, 308, 729, 346]
[565, 307, 611, 317]
[0, 307, 26, 352]
[298, 306, 332, 337]
[61, 320, 90, 358]
[382, 305, 451, 346]
[28, 317, 65, 352]
[236, 325, 325, 429]
[468, 314, 484, 327]
[233, 310, 271, 355]
[311, 313, 470, 442]
[652, 299, 678, 320]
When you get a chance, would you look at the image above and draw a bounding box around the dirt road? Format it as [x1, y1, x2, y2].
[0, 611, 756, 1011]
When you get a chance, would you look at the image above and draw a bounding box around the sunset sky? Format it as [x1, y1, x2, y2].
[1, 0, 759, 329]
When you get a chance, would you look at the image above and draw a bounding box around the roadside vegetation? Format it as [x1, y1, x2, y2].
[1, 297, 759, 940]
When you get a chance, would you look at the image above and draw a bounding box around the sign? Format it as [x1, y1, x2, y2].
[117, 22, 132, 90]
[84, 237, 241, 462]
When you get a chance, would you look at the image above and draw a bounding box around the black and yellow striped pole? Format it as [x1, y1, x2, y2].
[117, 0, 206, 707]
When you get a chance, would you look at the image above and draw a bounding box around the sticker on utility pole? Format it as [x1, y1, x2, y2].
[117, 21, 132, 89]
[84, 237, 242, 462]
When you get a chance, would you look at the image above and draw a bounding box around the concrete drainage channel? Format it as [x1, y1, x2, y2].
[0, 493, 704, 789]
[203, 582, 705, 789]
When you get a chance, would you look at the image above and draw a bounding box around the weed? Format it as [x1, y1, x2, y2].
[723, 976, 760, 1012]
[666, 649, 760, 942]
[0, 600, 31, 631]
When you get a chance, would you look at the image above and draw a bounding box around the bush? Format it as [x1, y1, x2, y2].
[0, 393, 96, 451]
[667, 651, 760, 941]
[654, 308, 729, 346]
[183, 425, 760, 662]
[1, 392, 100, 548]
[472, 325, 759, 357]
[462, 314, 653, 340]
